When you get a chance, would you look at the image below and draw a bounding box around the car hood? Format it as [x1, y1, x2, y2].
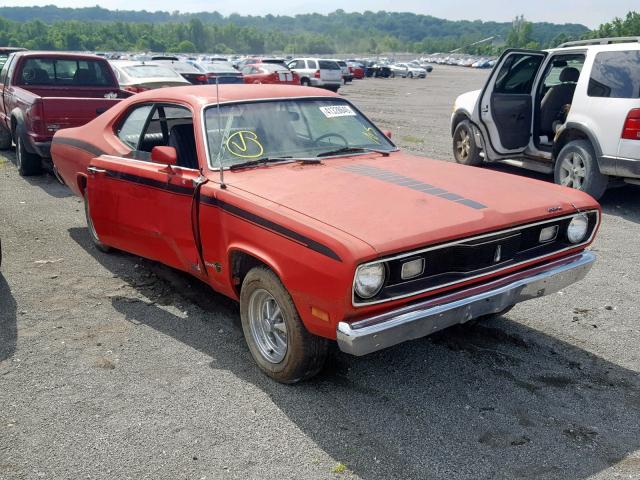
[226, 153, 598, 256]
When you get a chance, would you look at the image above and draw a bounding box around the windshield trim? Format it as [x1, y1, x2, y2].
[200, 96, 398, 171]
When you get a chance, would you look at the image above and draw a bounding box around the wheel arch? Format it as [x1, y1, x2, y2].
[228, 246, 285, 298]
[553, 123, 603, 163]
[451, 110, 471, 136]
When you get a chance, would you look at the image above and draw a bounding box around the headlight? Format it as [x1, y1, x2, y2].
[354, 263, 385, 299]
[567, 214, 589, 243]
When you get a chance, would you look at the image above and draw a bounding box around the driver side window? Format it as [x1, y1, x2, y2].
[117, 105, 153, 150]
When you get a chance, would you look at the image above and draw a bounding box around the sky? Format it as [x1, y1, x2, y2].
[2, 0, 637, 28]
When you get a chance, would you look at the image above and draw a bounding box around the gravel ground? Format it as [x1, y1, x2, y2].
[1, 65, 640, 480]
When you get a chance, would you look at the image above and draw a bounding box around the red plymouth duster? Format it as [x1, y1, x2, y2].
[51, 85, 600, 383]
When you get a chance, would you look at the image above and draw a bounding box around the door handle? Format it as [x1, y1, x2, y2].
[87, 166, 107, 174]
[481, 105, 489, 113]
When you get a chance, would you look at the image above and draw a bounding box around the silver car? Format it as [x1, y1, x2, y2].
[287, 58, 342, 92]
[109, 61, 190, 93]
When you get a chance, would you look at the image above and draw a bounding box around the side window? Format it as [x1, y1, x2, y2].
[588, 51, 640, 99]
[0, 56, 13, 86]
[494, 53, 544, 94]
[307, 60, 318, 69]
[295, 60, 305, 69]
[117, 105, 153, 149]
[157, 105, 197, 169]
[241, 66, 252, 75]
[541, 55, 585, 89]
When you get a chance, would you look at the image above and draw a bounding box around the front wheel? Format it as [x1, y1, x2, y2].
[240, 267, 328, 383]
[16, 135, 42, 176]
[554, 140, 608, 200]
[452, 120, 482, 166]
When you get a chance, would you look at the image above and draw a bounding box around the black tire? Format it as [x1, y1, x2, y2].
[0, 123, 11, 150]
[84, 194, 112, 253]
[390, 72, 395, 78]
[15, 135, 42, 176]
[408, 71, 414, 79]
[452, 120, 482, 166]
[554, 140, 608, 200]
[300, 78, 310, 86]
[240, 267, 329, 383]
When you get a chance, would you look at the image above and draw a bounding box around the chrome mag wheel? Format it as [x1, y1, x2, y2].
[455, 127, 471, 162]
[559, 152, 586, 189]
[248, 288, 288, 363]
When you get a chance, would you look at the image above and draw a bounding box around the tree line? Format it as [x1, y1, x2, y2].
[0, 7, 634, 55]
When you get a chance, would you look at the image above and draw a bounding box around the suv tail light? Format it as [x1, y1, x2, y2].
[314, 69, 321, 78]
[622, 109, 640, 140]
[196, 75, 208, 83]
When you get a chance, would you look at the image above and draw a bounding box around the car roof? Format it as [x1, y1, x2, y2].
[547, 42, 640, 54]
[128, 84, 338, 106]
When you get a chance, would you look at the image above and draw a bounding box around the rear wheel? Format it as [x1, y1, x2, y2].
[452, 120, 482, 166]
[300, 78, 310, 86]
[84, 194, 112, 253]
[554, 140, 608, 200]
[15, 135, 42, 176]
[240, 267, 328, 383]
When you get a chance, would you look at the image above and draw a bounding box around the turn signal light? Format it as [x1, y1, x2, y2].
[622, 109, 640, 140]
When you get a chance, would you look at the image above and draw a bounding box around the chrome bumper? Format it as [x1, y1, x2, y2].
[337, 251, 595, 356]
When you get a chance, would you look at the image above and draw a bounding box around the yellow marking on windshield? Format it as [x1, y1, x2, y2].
[363, 127, 382, 145]
[226, 130, 265, 158]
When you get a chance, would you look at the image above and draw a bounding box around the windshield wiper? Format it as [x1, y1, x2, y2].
[229, 156, 321, 171]
[316, 146, 391, 158]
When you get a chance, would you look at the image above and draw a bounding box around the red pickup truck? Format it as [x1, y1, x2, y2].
[0, 51, 128, 176]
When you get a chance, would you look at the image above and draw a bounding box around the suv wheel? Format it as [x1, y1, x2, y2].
[240, 267, 328, 383]
[452, 120, 482, 166]
[300, 78, 310, 86]
[554, 140, 608, 200]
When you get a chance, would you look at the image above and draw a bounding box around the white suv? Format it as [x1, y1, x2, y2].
[451, 38, 640, 199]
[287, 58, 343, 92]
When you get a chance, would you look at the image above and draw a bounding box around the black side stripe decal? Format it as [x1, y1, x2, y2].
[52, 137, 106, 157]
[94, 168, 342, 262]
[341, 164, 488, 210]
[200, 195, 342, 262]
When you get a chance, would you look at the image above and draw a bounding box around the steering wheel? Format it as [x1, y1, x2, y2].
[314, 132, 348, 147]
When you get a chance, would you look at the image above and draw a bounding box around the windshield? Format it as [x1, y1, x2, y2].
[122, 65, 182, 79]
[204, 99, 395, 169]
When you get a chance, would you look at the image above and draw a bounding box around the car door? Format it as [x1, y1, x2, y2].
[86, 102, 203, 275]
[477, 49, 547, 158]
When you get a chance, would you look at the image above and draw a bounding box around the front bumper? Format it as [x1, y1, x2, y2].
[337, 251, 595, 356]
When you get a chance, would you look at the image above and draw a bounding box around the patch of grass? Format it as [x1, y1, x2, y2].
[331, 463, 347, 474]
[400, 134, 424, 144]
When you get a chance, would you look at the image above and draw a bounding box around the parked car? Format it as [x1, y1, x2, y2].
[347, 61, 365, 79]
[388, 64, 409, 78]
[152, 59, 208, 85]
[395, 63, 427, 78]
[241, 64, 299, 85]
[189, 61, 243, 84]
[236, 57, 287, 70]
[110, 61, 190, 93]
[51, 84, 599, 383]
[451, 38, 640, 199]
[329, 59, 354, 83]
[286, 58, 342, 92]
[0, 51, 128, 176]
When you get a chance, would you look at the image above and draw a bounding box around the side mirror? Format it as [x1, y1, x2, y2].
[151, 146, 177, 166]
[383, 130, 392, 139]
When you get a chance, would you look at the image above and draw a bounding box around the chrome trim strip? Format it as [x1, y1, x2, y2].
[338, 250, 595, 356]
[351, 210, 600, 306]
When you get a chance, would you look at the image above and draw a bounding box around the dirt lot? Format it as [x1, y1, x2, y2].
[1, 65, 640, 480]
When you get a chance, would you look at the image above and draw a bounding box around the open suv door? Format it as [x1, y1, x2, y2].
[476, 49, 548, 159]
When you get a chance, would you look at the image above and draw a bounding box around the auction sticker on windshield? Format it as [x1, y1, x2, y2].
[319, 105, 356, 118]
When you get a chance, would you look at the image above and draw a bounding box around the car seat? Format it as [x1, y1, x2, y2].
[539, 67, 580, 137]
[168, 124, 198, 169]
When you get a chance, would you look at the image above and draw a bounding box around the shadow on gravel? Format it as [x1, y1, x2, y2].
[2, 149, 72, 199]
[0, 273, 17, 362]
[70, 227, 640, 480]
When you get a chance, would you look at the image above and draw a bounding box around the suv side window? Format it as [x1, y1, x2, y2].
[117, 104, 154, 150]
[294, 60, 305, 69]
[494, 53, 544, 94]
[307, 60, 318, 69]
[588, 50, 640, 99]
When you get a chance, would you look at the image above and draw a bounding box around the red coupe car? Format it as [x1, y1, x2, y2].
[240, 64, 299, 85]
[51, 84, 600, 383]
